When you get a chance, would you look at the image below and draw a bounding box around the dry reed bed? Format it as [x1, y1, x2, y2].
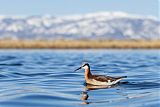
[0, 39, 160, 49]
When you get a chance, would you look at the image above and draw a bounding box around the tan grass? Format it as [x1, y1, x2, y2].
[0, 39, 160, 49]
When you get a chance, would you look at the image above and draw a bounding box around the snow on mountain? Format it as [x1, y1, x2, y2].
[0, 12, 159, 40]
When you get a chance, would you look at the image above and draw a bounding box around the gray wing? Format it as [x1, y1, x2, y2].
[92, 75, 127, 82]
[92, 75, 116, 82]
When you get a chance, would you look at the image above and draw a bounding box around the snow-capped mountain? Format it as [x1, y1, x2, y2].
[0, 12, 159, 40]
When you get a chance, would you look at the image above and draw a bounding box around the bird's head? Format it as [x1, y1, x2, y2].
[75, 63, 90, 71]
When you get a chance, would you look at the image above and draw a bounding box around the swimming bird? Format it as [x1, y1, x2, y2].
[75, 63, 127, 86]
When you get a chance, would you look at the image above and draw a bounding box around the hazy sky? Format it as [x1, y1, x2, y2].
[0, 0, 159, 18]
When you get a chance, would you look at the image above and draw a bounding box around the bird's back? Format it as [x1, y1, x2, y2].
[87, 75, 127, 86]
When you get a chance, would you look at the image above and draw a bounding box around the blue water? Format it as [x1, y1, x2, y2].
[0, 49, 159, 107]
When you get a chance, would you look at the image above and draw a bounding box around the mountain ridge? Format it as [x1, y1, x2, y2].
[0, 12, 159, 40]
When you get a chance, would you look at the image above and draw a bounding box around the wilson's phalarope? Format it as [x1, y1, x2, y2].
[75, 63, 127, 86]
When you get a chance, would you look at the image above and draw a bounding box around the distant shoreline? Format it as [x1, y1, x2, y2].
[0, 39, 160, 49]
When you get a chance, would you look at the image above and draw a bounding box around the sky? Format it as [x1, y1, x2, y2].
[0, 0, 159, 18]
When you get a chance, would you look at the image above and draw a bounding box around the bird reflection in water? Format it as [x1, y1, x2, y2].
[85, 83, 118, 91]
[81, 91, 89, 105]
[81, 83, 118, 105]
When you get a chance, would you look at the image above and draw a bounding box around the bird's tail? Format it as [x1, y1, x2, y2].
[116, 76, 127, 79]
[121, 76, 127, 78]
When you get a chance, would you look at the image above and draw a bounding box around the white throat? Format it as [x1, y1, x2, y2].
[82, 66, 89, 70]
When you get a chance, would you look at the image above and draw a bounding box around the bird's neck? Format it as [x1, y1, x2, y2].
[84, 67, 92, 80]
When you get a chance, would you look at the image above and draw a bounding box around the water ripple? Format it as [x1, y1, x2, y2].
[0, 49, 159, 107]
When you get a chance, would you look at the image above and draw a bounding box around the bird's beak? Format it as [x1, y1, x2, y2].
[75, 66, 82, 72]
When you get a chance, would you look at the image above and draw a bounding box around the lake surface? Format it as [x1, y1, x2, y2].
[0, 49, 159, 107]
